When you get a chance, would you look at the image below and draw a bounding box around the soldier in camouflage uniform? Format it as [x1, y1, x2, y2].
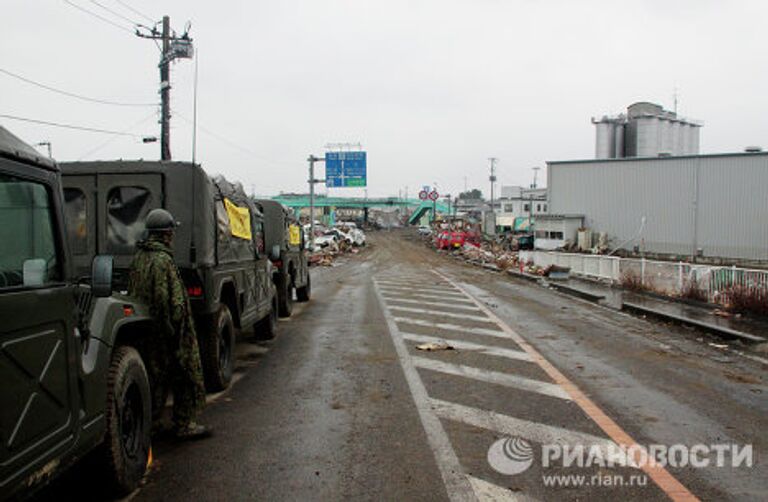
[128, 208, 211, 439]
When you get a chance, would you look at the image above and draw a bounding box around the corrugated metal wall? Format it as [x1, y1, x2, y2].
[547, 154, 768, 260]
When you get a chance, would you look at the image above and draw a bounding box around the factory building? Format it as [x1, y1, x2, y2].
[592, 102, 702, 159]
[546, 151, 768, 262]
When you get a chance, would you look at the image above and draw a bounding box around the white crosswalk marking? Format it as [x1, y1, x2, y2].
[381, 292, 478, 307]
[393, 317, 504, 337]
[383, 296, 483, 311]
[467, 475, 541, 502]
[430, 399, 631, 467]
[412, 357, 572, 400]
[388, 305, 492, 322]
[401, 332, 533, 362]
[378, 285, 468, 298]
[376, 279, 460, 291]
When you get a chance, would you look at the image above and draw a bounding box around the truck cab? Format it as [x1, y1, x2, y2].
[0, 126, 154, 498]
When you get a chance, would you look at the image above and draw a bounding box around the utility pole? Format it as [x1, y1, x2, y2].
[136, 17, 194, 161]
[307, 155, 326, 250]
[532, 166, 541, 189]
[35, 141, 52, 158]
[488, 157, 498, 212]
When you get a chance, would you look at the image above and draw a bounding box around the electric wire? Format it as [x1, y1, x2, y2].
[0, 113, 143, 137]
[173, 111, 294, 167]
[0, 68, 157, 107]
[113, 0, 155, 24]
[62, 0, 135, 35]
[78, 110, 158, 160]
[89, 0, 139, 26]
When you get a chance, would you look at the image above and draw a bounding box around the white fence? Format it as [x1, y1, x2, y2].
[518, 250, 768, 304]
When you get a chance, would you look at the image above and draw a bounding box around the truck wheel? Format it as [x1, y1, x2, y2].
[276, 273, 293, 318]
[102, 346, 151, 495]
[296, 273, 311, 302]
[254, 300, 278, 340]
[201, 304, 235, 392]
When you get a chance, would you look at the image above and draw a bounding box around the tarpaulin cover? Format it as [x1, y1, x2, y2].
[106, 186, 154, 255]
[212, 175, 258, 264]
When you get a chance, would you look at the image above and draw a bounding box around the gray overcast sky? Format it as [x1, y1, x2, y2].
[2, 1, 766, 198]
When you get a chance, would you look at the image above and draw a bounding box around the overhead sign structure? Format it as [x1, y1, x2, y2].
[326, 151, 367, 188]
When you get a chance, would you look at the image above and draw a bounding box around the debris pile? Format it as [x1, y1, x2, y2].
[306, 222, 367, 266]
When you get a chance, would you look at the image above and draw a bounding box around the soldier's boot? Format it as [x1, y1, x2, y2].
[175, 421, 213, 440]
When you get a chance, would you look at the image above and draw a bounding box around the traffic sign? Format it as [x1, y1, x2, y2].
[326, 151, 367, 187]
[419, 190, 429, 200]
[428, 190, 439, 201]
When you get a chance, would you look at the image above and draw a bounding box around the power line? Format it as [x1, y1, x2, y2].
[0, 68, 156, 107]
[62, 0, 135, 35]
[0, 113, 142, 137]
[173, 111, 294, 167]
[78, 110, 158, 160]
[113, 0, 155, 24]
[89, 0, 139, 26]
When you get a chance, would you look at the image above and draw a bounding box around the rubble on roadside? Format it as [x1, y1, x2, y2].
[306, 223, 367, 266]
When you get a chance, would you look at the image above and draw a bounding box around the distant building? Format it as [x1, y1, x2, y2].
[496, 186, 548, 232]
[547, 151, 768, 262]
[592, 102, 702, 159]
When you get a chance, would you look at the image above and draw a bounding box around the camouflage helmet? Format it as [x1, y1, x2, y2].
[145, 208, 178, 233]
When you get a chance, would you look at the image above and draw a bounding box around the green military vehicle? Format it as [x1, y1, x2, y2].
[0, 126, 155, 497]
[60, 161, 278, 392]
[256, 199, 311, 316]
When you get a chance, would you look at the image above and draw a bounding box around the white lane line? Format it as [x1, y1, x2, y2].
[373, 284, 477, 501]
[412, 357, 571, 401]
[378, 285, 468, 298]
[401, 332, 533, 363]
[431, 399, 630, 467]
[393, 317, 504, 337]
[467, 475, 540, 502]
[384, 297, 483, 312]
[389, 305, 492, 323]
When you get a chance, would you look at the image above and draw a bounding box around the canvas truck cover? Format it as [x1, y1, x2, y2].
[257, 199, 293, 252]
[211, 175, 262, 263]
[0, 126, 56, 170]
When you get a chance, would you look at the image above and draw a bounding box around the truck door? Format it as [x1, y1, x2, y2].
[0, 167, 78, 490]
[252, 216, 271, 314]
[96, 174, 163, 272]
[61, 174, 97, 279]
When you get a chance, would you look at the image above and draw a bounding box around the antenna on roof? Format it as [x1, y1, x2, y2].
[673, 85, 679, 115]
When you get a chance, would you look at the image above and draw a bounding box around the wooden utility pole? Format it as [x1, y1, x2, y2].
[160, 16, 171, 160]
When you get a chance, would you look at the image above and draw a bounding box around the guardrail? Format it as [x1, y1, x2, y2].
[518, 250, 768, 305]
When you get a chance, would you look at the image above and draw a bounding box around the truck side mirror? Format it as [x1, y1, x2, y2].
[91, 255, 114, 298]
[270, 244, 281, 261]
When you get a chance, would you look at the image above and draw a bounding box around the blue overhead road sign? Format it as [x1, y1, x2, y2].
[326, 151, 367, 187]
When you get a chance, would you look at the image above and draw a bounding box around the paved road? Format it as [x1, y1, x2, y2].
[41, 230, 767, 501]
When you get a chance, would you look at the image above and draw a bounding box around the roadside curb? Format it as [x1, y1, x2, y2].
[546, 281, 606, 302]
[621, 301, 766, 344]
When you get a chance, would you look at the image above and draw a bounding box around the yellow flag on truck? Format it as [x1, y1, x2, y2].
[224, 198, 252, 240]
[289, 224, 302, 246]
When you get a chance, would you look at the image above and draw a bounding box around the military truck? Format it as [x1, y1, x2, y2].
[256, 199, 311, 316]
[60, 161, 278, 392]
[0, 126, 155, 497]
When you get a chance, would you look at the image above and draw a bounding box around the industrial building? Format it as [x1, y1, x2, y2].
[592, 102, 701, 159]
[546, 151, 768, 262]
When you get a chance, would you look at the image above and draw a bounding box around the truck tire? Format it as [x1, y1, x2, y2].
[254, 299, 278, 340]
[201, 304, 235, 392]
[276, 273, 293, 318]
[101, 346, 151, 495]
[296, 272, 311, 302]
